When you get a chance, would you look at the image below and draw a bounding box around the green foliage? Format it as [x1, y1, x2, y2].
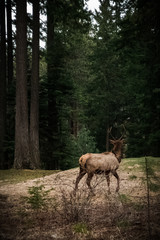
[39, 0, 92, 170]
[73, 127, 98, 156]
[86, 1, 128, 152]
[118, 0, 160, 157]
[149, 182, 160, 193]
[2, 0, 160, 170]
[129, 175, 137, 180]
[72, 222, 89, 234]
[116, 220, 130, 228]
[60, 127, 98, 170]
[26, 184, 51, 209]
[133, 202, 145, 211]
[118, 194, 131, 204]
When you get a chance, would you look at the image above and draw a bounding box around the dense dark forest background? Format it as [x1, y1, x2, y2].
[0, 0, 160, 170]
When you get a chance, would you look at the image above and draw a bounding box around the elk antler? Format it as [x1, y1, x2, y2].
[108, 126, 116, 140]
[118, 124, 126, 140]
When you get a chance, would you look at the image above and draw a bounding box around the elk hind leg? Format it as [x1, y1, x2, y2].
[105, 170, 111, 194]
[111, 170, 120, 192]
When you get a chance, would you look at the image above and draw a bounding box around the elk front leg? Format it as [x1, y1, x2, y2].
[111, 170, 120, 192]
[75, 167, 86, 192]
[86, 173, 94, 194]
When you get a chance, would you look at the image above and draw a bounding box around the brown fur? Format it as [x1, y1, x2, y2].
[75, 139, 124, 194]
[79, 153, 92, 168]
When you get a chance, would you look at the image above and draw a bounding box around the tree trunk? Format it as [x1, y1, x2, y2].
[30, 0, 40, 169]
[7, 0, 13, 85]
[6, 0, 14, 168]
[71, 101, 78, 137]
[47, 0, 59, 169]
[14, 0, 31, 169]
[106, 125, 110, 152]
[0, 0, 6, 169]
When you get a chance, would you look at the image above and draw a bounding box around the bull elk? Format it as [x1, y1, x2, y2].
[74, 129, 124, 195]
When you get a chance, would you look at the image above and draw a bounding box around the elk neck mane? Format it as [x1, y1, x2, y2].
[111, 141, 123, 163]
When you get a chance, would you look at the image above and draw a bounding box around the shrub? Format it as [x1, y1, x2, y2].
[59, 189, 92, 223]
[26, 184, 51, 209]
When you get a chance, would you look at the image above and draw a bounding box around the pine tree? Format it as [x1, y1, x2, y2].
[87, 0, 125, 151]
[30, 0, 41, 169]
[0, 0, 6, 168]
[14, 0, 31, 168]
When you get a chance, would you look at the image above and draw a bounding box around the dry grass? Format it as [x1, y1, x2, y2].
[1, 189, 159, 240]
[0, 157, 160, 239]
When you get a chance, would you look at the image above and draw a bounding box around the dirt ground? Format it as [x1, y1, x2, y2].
[0, 162, 160, 240]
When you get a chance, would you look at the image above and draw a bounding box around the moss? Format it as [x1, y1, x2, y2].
[116, 220, 130, 228]
[129, 175, 137, 180]
[118, 193, 131, 204]
[72, 222, 89, 234]
[0, 169, 60, 185]
[149, 181, 160, 192]
[132, 202, 145, 211]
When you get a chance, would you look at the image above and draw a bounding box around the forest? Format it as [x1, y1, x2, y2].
[0, 0, 160, 170]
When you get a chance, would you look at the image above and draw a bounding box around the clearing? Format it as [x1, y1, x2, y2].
[0, 157, 160, 240]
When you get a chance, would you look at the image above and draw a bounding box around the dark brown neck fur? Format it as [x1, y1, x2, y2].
[112, 141, 123, 163]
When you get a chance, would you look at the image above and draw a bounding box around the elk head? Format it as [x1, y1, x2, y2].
[108, 125, 126, 162]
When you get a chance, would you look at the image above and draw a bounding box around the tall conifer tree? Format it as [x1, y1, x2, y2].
[30, 0, 41, 169]
[0, 0, 6, 168]
[14, 0, 31, 168]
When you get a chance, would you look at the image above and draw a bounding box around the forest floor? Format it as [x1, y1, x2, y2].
[0, 157, 160, 240]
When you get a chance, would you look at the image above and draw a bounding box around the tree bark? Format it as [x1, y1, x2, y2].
[14, 0, 31, 169]
[71, 101, 78, 137]
[47, 0, 59, 169]
[106, 125, 109, 152]
[30, 0, 40, 169]
[0, 0, 6, 169]
[7, 0, 13, 85]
